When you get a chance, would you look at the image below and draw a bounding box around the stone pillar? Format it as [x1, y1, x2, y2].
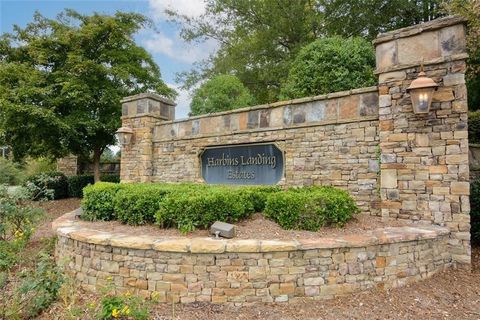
[375, 16, 470, 266]
[56, 155, 77, 176]
[119, 93, 176, 182]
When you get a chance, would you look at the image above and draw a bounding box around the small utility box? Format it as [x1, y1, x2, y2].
[210, 221, 236, 239]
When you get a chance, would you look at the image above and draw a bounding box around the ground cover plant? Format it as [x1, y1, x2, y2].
[81, 183, 358, 233]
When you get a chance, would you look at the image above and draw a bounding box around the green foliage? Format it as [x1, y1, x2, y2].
[21, 157, 56, 178]
[81, 182, 122, 221]
[98, 279, 150, 320]
[114, 185, 171, 225]
[171, 0, 441, 104]
[0, 158, 23, 185]
[0, 10, 175, 169]
[264, 186, 359, 231]
[81, 183, 357, 233]
[156, 187, 250, 233]
[470, 177, 480, 243]
[101, 174, 120, 183]
[281, 37, 376, 99]
[190, 75, 255, 116]
[25, 171, 68, 200]
[17, 252, 64, 318]
[469, 111, 480, 144]
[446, 0, 480, 110]
[67, 175, 95, 198]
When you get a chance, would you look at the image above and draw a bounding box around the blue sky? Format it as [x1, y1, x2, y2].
[0, 0, 214, 118]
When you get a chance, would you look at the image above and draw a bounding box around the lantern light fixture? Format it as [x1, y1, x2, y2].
[406, 65, 438, 114]
[115, 126, 134, 146]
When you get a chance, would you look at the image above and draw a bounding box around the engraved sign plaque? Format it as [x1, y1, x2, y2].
[200, 143, 284, 185]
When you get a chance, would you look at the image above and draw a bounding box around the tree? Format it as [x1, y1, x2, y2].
[169, 0, 444, 104]
[190, 75, 254, 116]
[280, 37, 376, 99]
[446, 0, 480, 110]
[172, 0, 323, 104]
[0, 10, 175, 182]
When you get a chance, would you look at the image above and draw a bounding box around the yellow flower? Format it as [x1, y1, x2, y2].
[106, 276, 113, 281]
[14, 230, 24, 239]
[111, 308, 120, 318]
[121, 305, 130, 315]
[124, 291, 131, 297]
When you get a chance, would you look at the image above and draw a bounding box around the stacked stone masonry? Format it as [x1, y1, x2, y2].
[117, 16, 471, 268]
[375, 16, 470, 265]
[54, 211, 452, 304]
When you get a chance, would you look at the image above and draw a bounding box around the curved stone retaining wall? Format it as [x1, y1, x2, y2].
[54, 211, 453, 304]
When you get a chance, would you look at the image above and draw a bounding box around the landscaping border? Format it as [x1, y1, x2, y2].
[54, 210, 453, 304]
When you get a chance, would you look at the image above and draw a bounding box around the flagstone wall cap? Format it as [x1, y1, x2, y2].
[53, 210, 451, 253]
[373, 15, 467, 45]
[120, 92, 176, 106]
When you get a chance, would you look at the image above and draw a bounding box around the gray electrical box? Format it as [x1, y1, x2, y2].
[210, 221, 236, 239]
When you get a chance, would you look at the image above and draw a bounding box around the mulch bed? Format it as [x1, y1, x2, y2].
[74, 212, 409, 240]
[34, 199, 480, 319]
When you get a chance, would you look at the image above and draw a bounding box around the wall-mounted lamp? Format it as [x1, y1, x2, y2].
[115, 127, 134, 146]
[407, 67, 438, 114]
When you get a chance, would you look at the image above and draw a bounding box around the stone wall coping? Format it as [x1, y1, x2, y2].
[152, 116, 379, 143]
[53, 210, 450, 253]
[121, 92, 176, 106]
[374, 53, 469, 75]
[373, 15, 466, 45]
[152, 86, 378, 126]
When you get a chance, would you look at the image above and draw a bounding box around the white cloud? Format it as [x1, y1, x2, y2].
[168, 83, 192, 119]
[144, 32, 217, 64]
[148, 0, 206, 20]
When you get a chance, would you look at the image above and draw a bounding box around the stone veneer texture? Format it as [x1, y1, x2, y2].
[54, 211, 451, 304]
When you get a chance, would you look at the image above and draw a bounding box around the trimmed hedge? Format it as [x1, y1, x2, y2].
[471, 177, 480, 243]
[66, 174, 120, 198]
[264, 186, 360, 231]
[81, 183, 359, 233]
[25, 171, 68, 200]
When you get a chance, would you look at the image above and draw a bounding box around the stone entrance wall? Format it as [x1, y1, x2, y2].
[54, 211, 452, 304]
[118, 16, 470, 267]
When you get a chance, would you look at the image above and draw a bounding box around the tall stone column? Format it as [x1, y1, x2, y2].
[375, 16, 470, 266]
[119, 93, 176, 182]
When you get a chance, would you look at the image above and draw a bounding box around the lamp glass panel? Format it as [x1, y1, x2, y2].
[411, 87, 435, 114]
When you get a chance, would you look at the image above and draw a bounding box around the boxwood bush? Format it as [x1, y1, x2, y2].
[67, 174, 120, 198]
[264, 186, 359, 231]
[81, 182, 122, 221]
[80, 183, 359, 233]
[471, 177, 480, 244]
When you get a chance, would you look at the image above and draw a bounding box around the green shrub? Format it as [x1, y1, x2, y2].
[25, 171, 68, 200]
[264, 186, 359, 231]
[281, 36, 376, 99]
[0, 158, 23, 185]
[469, 111, 480, 145]
[81, 182, 122, 221]
[114, 185, 172, 225]
[101, 174, 120, 183]
[22, 157, 56, 178]
[156, 188, 249, 233]
[67, 175, 95, 198]
[471, 177, 480, 243]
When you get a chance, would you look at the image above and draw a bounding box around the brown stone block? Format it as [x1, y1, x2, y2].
[375, 256, 386, 268]
[381, 201, 402, 209]
[388, 133, 408, 142]
[338, 95, 359, 119]
[171, 283, 188, 293]
[379, 86, 389, 95]
[379, 120, 394, 131]
[376, 40, 397, 71]
[325, 99, 338, 120]
[238, 112, 247, 130]
[397, 31, 439, 65]
[429, 165, 447, 174]
[382, 163, 407, 169]
[451, 182, 470, 195]
[433, 87, 455, 103]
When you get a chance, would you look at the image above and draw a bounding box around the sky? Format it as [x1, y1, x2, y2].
[0, 0, 216, 119]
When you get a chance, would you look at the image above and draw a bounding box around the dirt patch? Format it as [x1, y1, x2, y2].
[73, 213, 410, 240]
[31, 198, 81, 240]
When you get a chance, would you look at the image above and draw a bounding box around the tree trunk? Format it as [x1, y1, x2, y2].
[93, 147, 102, 183]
